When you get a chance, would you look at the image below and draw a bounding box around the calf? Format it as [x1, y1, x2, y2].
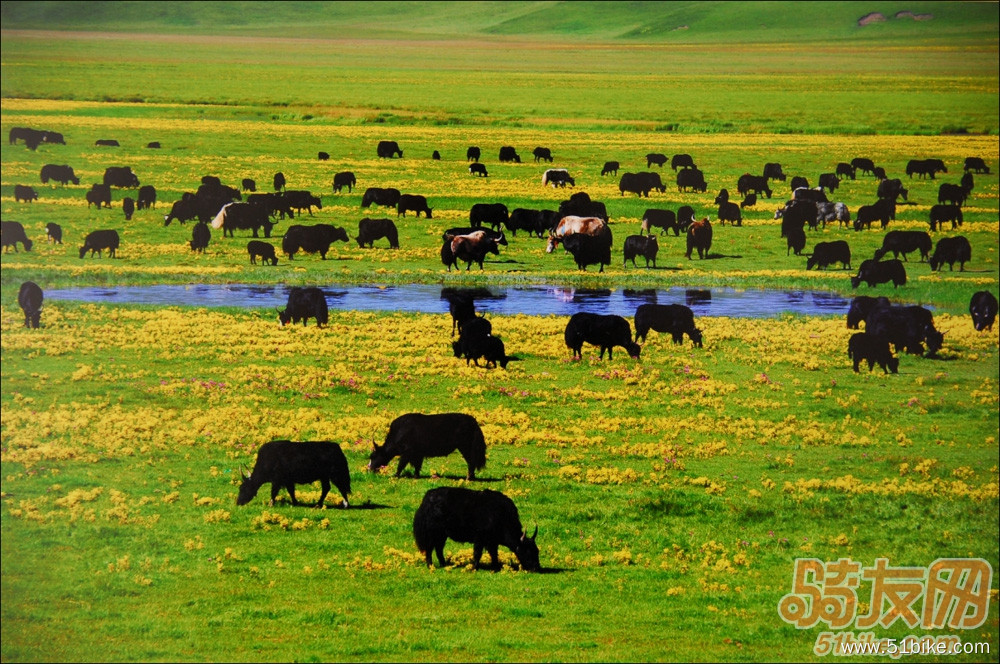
[14, 185, 38, 203]
[807, 240, 851, 270]
[818, 173, 840, 193]
[623, 234, 658, 268]
[969, 291, 998, 332]
[851, 259, 906, 289]
[717, 201, 742, 226]
[137, 185, 157, 210]
[278, 287, 328, 327]
[873, 231, 932, 262]
[356, 218, 399, 248]
[86, 184, 112, 209]
[18, 281, 43, 328]
[189, 221, 211, 253]
[470, 202, 508, 230]
[247, 240, 278, 265]
[413, 487, 540, 571]
[848, 333, 899, 374]
[1, 221, 33, 252]
[633, 303, 703, 347]
[601, 161, 620, 176]
[237, 441, 350, 508]
[241, 178, 257, 192]
[453, 332, 512, 369]
[79, 229, 120, 258]
[123, 197, 135, 221]
[641, 209, 680, 236]
[564, 313, 641, 360]
[46, 222, 63, 244]
[929, 236, 971, 272]
[368, 412, 487, 480]
[469, 163, 489, 177]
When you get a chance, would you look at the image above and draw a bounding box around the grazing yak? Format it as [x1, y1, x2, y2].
[562, 228, 613, 272]
[623, 234, 658, 268]
[969, 291, 998, 332]
[241, 178, 257, 192]
[450, 231, 501, 271]
[848, 333, 899, 374]
[685, 218, 713, 259]
[505, 208, 554, 238]
[851, 158, 877, 176]
[542, 169, 574, 187]
[237, 440, 350, 508]
[873, 231, 932, 262]
[906, 158, 946, 179]
[558, 192, 609, 221]
[676, 168, 707, 193]
[211, 202, 275, 238]
[470, 203, 509, 230]
[717, 201, 741, 226]
[937, 182, 968, 207]
[498, 146, 521, 163]
[792, 187, 828, 203]
[469, 163, 489, 177]
[466, 146, 481, 162]
[876, 178, 910, 201]
[413, 487, 540, 571]
[137, 185, 157, 210]
[846, 295, 890, 329]
[646, 152, 668, 168]
[807, 240, 852, 270]
[79, 229, 120, 258]
[40, 164, 79, 185]
[929, 236, 971, 272]
[281, 224, 349, 260]
[619, 172, 665, 197]
[601, 161, 620, 176]
[741, 193, 757, 209]
[282, 190, 323, 216]
[789, 176, 809, 191]
[671, 153, 696, 170]
[14, 185, 38, 203]
[95, 139, 120, 147]
[356, 218, 399, 249]
[854, 199, 895, 231]
[46, 222, 63, 244]
[836, 162, 857, 180]
[545, 215, 607, 253]
[318, 151, 330, 161]
[273, 171, 286, 192]
[86, 184, 112, 209]
[278, 287, 328, 327]
[818, 173, 840, 193]
[633, 303, 703, 347]
[103, 166, 139, 188]
[737, 174, 772, 199]
[397, 194, 433, 218]
[189, 221, 211, 253]
[641, 208, 682, 236]
[247, 240, 278, 265]
[369, 412, 487, 480]
[763, 162, 786, 181]
[867, 305, 944, 356]
[333, 171, 356, 193]
[146, 141, 160, 148]
[377, 140, 403, 158]
[361, 187, 401, 209]
[963, 157, 990, 174]
[872, 167, 888, 181]
[851, 259, 906, 289]
[452, 318, 513, 369]
[564, 312, 641, 361]
[533, 147, 553, 163]
[816, 201, 851, 228]
[18, 281, 44, 329]
[123, 197, 135, 221]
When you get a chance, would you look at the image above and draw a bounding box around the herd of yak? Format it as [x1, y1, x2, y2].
[5, 132, 999, 570]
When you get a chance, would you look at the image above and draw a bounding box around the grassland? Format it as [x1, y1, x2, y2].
[2, 3, 999, 662]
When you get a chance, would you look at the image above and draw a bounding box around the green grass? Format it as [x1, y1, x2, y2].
[1, 7, 999, 662]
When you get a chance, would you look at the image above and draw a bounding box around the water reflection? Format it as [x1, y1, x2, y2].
[43, 283, 852, 318]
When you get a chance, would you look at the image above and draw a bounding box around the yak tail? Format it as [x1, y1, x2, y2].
[211, 203, 231, 230]
[468, 430, 487, 472]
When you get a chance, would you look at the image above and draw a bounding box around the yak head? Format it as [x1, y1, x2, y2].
[235, 466, 257, 506]
[367, 443, 393, 472]
[514, 526, 541, 572]
[277, 308, 292, 326]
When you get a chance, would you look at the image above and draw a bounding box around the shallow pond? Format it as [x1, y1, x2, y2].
[43, 283, 851, 319]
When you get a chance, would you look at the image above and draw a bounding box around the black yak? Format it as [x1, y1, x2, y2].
[236, 440, 350, 508]
[368, 412, 487, 480]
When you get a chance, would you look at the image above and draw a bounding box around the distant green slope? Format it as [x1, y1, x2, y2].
[1, 0, 997, 44]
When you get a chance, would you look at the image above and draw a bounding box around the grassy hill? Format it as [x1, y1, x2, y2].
[2, 0, 997, 44]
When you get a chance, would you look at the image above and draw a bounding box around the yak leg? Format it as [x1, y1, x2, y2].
[472, 543, 484, 568]
[395, 458, 408, 478]
[269, 483, 282, 506]
[435, 544, 447, 568]
[286, 484, 300, 506]
[411, 458, 423, 478]
[466, 459, 477, 481]
[316, 479, 330, 508]
[487, 545, 501, 570]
